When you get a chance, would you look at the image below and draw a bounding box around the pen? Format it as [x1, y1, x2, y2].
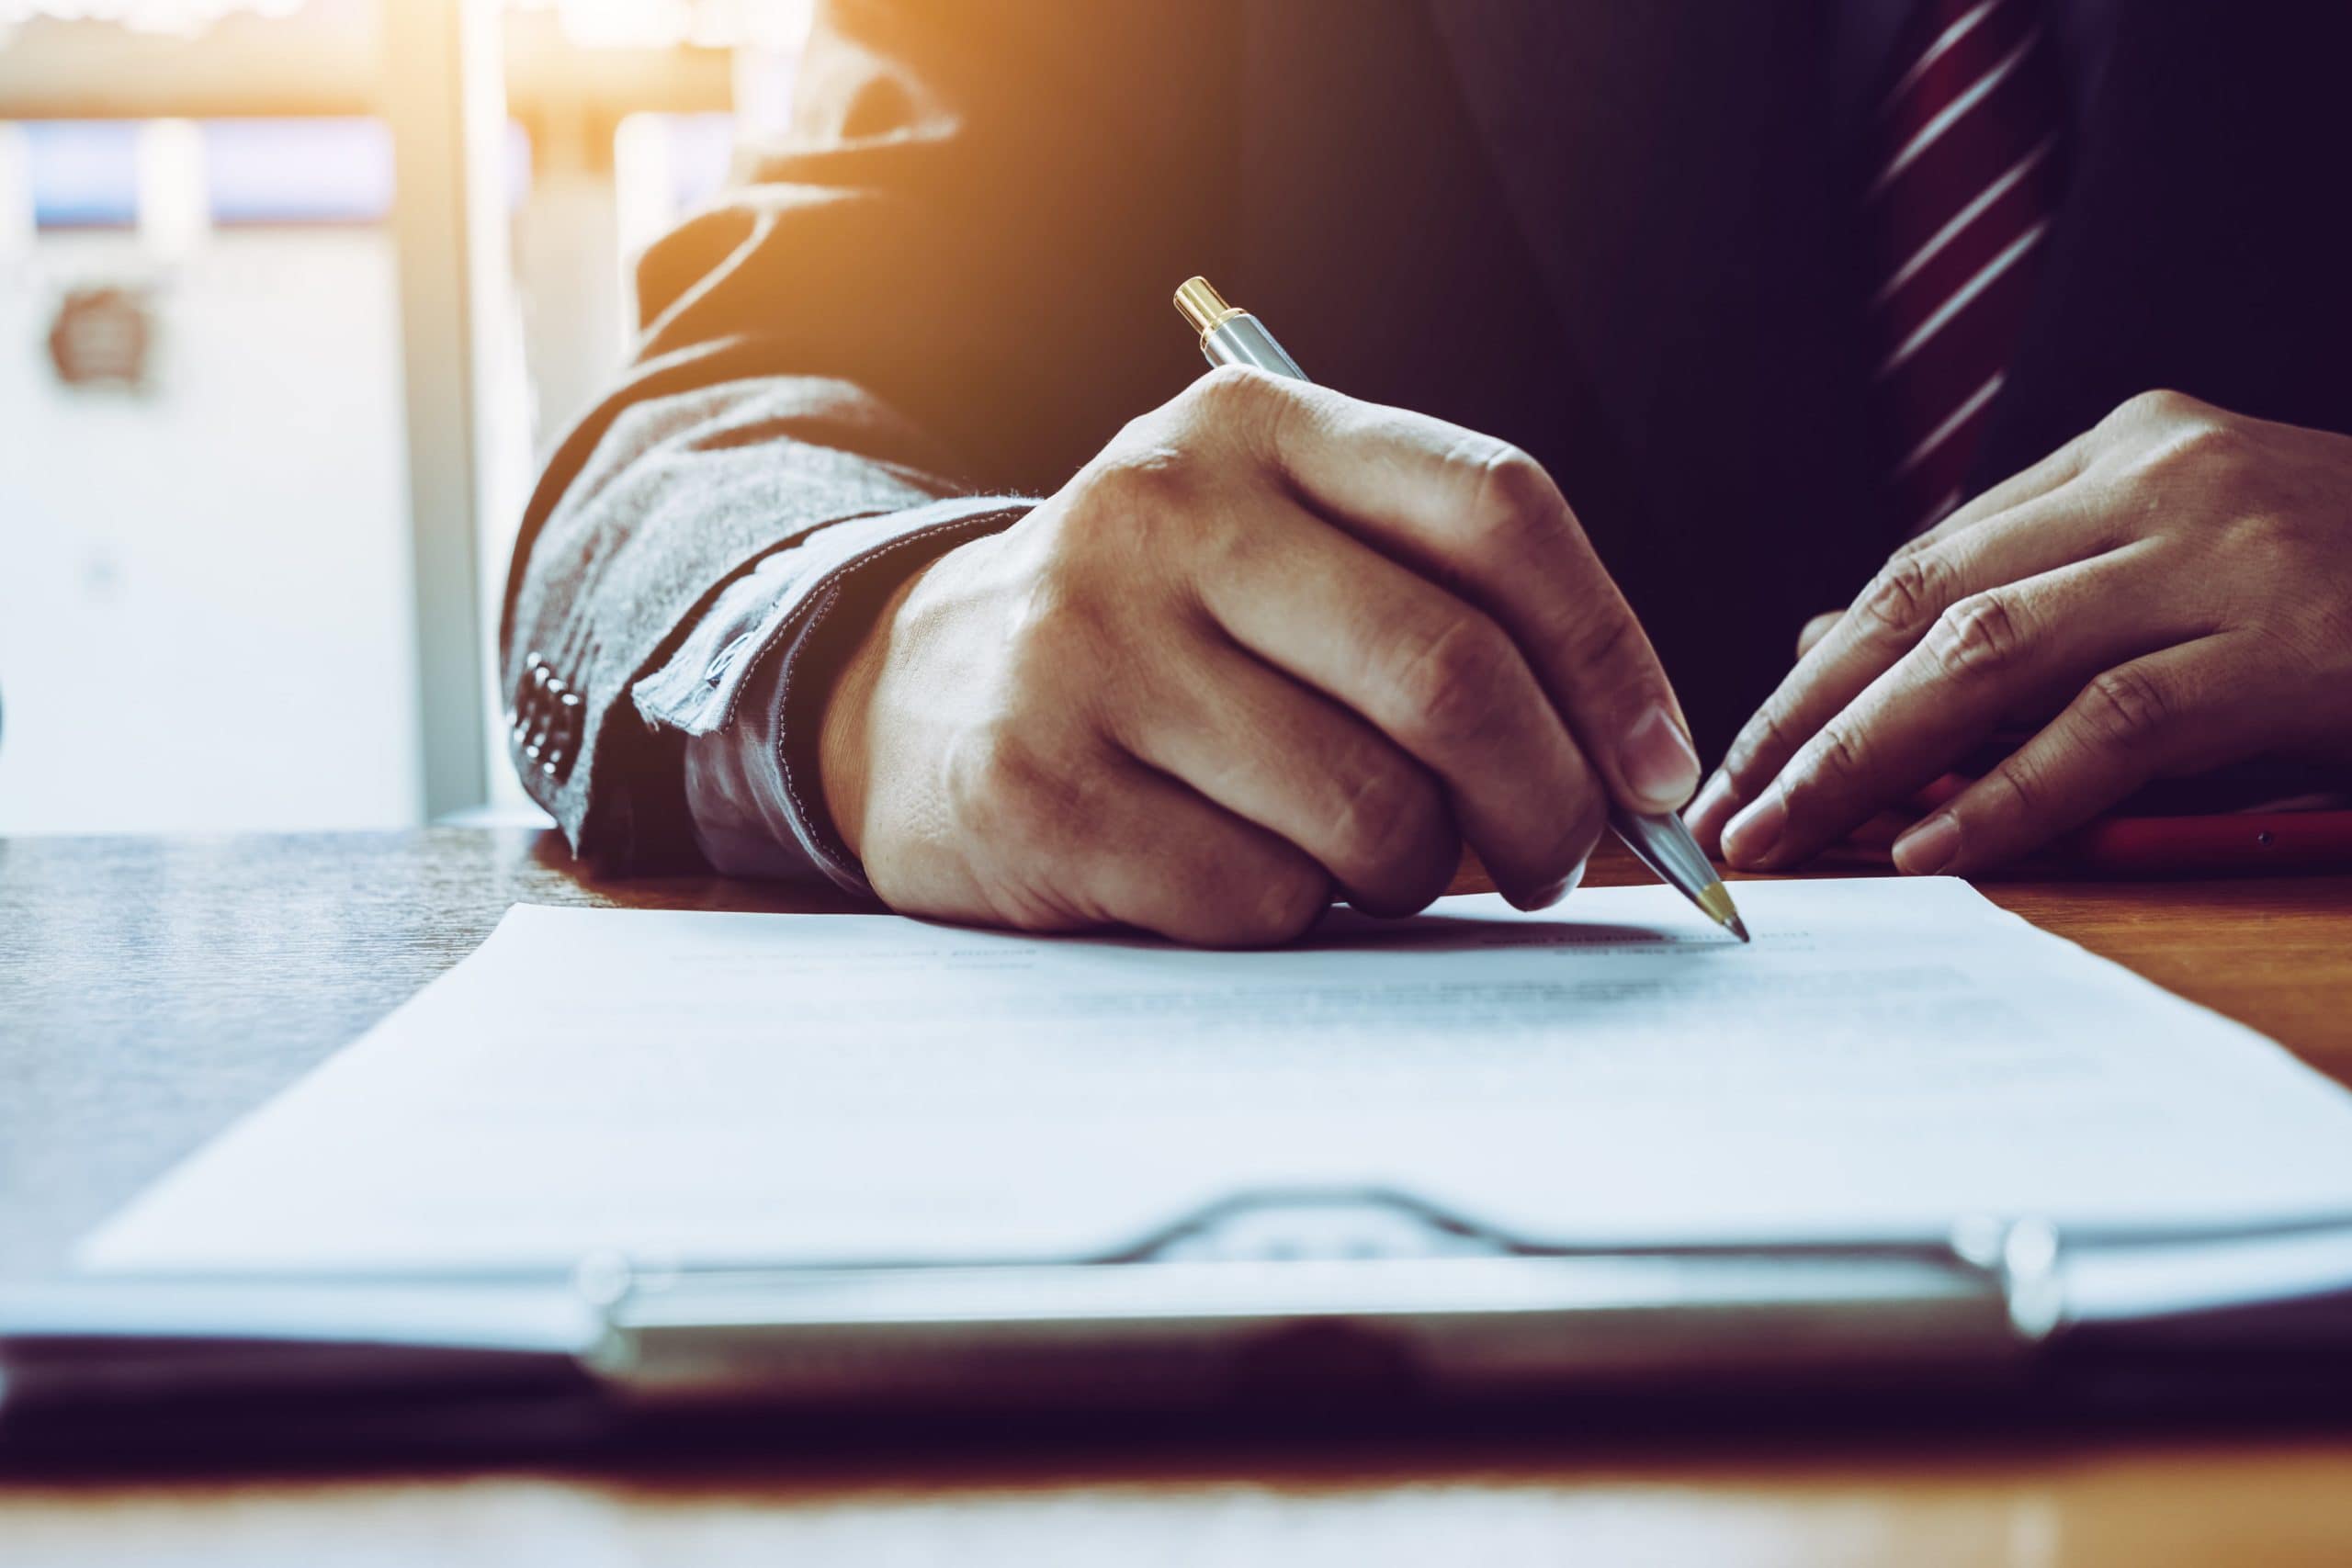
[1173, 276, 1750, 942]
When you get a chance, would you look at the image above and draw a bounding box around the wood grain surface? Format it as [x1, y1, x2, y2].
[4, 829, 2351, 1565]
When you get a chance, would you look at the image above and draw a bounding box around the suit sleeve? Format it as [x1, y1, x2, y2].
[498, 0, 1236, 867]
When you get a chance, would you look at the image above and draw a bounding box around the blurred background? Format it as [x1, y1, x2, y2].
[0, 0, 812, 834]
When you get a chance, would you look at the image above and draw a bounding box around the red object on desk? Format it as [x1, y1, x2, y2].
[2053, 810, 2352, 874]
[1911, 773, 2352, 876]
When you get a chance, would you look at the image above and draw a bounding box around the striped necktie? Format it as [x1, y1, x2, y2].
[1863, 0, 2068, 536]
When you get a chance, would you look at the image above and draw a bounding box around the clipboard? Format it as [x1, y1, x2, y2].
[12, 1190, 2352, 1461]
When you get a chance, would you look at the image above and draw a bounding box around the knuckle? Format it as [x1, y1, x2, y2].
[1805, 719, 1871, 786]
[1185, 363, 1283, 428]
[2114, 388, 2199, 429]
[1561, 608, 1643, 692]
[1857, 549, 1951, 639]
[1464, 443, 1564, 554]
[1327, 761, 1443, 879]
[2183, 412, 2248, 459]
[1059, 451, 1212, 572]
[1983, 752, 2050, 825]
[2142, 418, 2247, 484]
[2103, 386, 2250, 485]
[2078, 665, 2176, 750]
[1181, 365, 1315, 478]
[1390, 615, 1514, 750]
[1881, 533, 1932, 570]
[1926, 591, 2032, 681]
[1078, 445, 1191, 522]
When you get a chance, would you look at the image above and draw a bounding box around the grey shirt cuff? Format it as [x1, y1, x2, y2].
[635, 496, 1031, 894]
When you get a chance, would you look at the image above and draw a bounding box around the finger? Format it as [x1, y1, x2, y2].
[932, 726, 1332, 946]
[1689, 598, 1981, 856]
[1110, 631, 1459, 918]
[1721, 547, 2201, 870]
[1193, 502, 1606, 908]
[1890, 635, 2273, 876]
[1693, 437, 2105, 859]
[1712, 479, 2121, 835]
[1905, 423, 2095, 554]
[1682, 767, 1742, 857]
[1066, 759, 1337, 948]
[1795, 612, 1843, 660]
[1208, 369, 1700, 814]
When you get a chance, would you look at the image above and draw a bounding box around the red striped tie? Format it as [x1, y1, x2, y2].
[1864, 0, 2068, 536]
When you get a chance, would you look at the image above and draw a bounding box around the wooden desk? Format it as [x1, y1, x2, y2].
[5, 829, 2351, 1565]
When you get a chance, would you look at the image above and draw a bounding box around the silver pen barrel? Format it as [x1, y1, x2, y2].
[1197, 309, 1307, 379]
[1612, 806, 1747, 940]
[1171, 276, 1748, 942]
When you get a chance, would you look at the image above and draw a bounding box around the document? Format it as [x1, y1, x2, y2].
[81, 878, 2352, 1276]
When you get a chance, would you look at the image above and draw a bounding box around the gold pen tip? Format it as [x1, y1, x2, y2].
[1174, 276, 1241, 336]
[1696, 882, 1750, 943]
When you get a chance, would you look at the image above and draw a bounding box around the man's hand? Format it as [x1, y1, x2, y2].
[1688, 390, 2352, 875]
[818, 367, 1699, 946]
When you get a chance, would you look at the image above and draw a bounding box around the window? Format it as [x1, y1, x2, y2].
[0, 0, 810, 832]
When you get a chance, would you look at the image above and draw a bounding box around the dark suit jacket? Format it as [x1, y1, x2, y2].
[502, 0, 2352, 866]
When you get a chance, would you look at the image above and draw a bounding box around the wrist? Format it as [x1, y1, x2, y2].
[816, 561, 930, 860]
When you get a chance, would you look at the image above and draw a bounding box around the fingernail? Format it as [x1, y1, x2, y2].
[1521, 856, 1588, 911]
[1721, 788, 1787, 867]
[1619, 704, 1702, 811]
[1519, 880, 1566, 910]
[1894, 813, 1962, 875]
[1685, 770, 1736, 830]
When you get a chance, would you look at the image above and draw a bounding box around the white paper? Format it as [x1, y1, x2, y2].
[81, 878, 2352, 1275]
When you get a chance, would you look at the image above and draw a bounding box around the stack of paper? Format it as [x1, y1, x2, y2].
[82, 879, 2352, 1275]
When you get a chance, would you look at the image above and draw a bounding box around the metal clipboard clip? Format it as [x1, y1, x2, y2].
[17, 1200, 2352, 1445]
[582, 1190, 2046, 1409]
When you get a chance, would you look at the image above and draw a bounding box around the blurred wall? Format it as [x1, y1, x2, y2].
[0, 138, 421, 833]
[0, 5, 794, 835]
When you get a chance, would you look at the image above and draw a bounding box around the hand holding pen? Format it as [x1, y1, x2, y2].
[1176, 278, 1744, 938]
[811, 279, 1737, 945]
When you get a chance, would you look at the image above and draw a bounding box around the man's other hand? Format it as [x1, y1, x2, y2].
[1689, 390, 2352, 875]
[817, 367, 1699, 946]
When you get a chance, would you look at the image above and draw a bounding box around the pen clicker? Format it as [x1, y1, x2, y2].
[1171, 276, 1749, 942]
